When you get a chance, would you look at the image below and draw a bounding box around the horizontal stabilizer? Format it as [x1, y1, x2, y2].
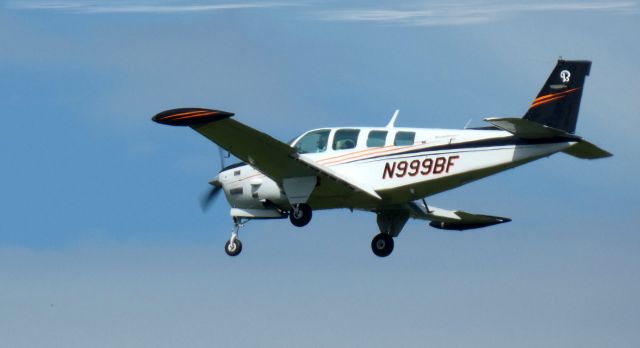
[563, 140, 612, 159]
[484, 117, 579, 140]
[406, 202, 511, 231]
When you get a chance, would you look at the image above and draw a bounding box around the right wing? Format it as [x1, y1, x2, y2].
[152, 108, 381, 201]
[405, 201, 511, 231]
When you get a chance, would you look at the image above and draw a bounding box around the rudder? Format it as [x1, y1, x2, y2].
[523, 59, 591, 133]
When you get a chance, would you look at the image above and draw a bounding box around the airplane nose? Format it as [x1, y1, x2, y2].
[209, 175, 222, 187]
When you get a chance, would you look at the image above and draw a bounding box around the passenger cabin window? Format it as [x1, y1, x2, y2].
[394, 131, 415, 146]
[367, 130, 387, 148]
[294, 129, 330, 154]
[332, 129, 360, 150]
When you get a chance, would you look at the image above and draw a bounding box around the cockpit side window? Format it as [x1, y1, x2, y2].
[293, 129, 330, 154]
[367, 130, 388, 148]
[394, 131, 415, 146]
[332, 129, 360, 150]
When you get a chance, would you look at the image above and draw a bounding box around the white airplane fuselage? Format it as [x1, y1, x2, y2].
[219, 126, 574, 215]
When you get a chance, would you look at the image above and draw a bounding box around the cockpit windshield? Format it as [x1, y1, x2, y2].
[293, 129, 330, 154]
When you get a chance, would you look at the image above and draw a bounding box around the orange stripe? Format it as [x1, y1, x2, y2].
[531, 95, 566, 108]
[532, 87, 580, 104]
[533, 94, 559, 103]
[169, 112, 216, 121]
[317, 145, 398, 165]
[320, 146, 401, 165]
[159, 110, 211, 120]
[321, 142, 427, 166]
[161, 112, 211, 120]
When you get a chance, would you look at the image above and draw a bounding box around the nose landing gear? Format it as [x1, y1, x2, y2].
[225, 217, 245, 257]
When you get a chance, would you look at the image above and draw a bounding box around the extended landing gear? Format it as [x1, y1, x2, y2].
[371, 233, 394, 257]
[225, 238, 242, 256]
[371, 210, 408, 257]
[289, 203, 312, 227]
[225, 217, 244, 257]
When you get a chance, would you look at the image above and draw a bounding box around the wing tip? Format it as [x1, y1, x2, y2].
[429, 214, 511, 231]
[152, 108, 234, 126]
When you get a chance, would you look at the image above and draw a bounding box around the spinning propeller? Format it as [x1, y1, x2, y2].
[200, 147, 228, 212]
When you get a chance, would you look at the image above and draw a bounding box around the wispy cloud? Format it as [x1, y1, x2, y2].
[315, 1, 639, 26]
[11, 0, 637, 22]
[9, 1, 296, 14]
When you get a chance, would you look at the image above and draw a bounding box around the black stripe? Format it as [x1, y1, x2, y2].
[339, 136, 573, 165]
[355, 146, 513, 164]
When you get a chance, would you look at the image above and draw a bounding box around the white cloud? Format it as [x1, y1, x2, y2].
[315, 1, 639, 26]
[11, 0, 636, 23]
[10, 1, 296, 14]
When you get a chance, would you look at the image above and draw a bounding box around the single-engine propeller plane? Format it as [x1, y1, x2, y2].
[153, 59, 611, 257]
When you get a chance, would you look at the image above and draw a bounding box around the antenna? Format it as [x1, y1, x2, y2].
[386, 109, 399, 128]
[463, 119, 472, 129]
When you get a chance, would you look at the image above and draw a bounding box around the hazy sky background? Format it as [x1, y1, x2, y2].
[1, 1, 639, 347]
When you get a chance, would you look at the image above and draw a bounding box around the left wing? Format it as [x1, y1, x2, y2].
[405, 201, 511, 231]
[152, 108, 381, 201]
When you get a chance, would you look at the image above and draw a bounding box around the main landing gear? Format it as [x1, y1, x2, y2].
[370, 210, 409, 258]
[371, 233, 394, 257]
[289, 203, 312, 227]
[225, 217, 244, 257]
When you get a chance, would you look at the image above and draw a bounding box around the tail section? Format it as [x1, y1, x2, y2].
[523, 59, 591, 133]
[484, 58, 611, 160]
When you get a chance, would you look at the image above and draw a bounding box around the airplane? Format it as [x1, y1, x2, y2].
[153, 59, 611, 257]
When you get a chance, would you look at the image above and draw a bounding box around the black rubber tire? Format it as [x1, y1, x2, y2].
[289, 204, 312, 227]
[225, 239, 242, 256]
[371, 233, 394, 257]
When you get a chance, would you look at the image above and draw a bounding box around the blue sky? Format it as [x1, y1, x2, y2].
[1, 1, 639, 346]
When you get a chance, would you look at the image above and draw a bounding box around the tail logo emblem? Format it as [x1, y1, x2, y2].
[560, 70, 571, 83]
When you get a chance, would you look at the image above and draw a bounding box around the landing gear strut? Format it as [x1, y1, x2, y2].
[371, 233, 394, 257]
[289, 203, 312, 227]
[225, 217, 244, 256]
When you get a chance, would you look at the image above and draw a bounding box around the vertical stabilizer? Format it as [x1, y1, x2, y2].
[523, 59, 591, 133]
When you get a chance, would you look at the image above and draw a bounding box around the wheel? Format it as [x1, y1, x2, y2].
[225, 239, 242, 256]
[371, 233, 394, 257]
[289, 203, 312, 227]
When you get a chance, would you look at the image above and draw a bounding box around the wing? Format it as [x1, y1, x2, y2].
[405, 201, 511, 231]
[152, 108, 381, 203]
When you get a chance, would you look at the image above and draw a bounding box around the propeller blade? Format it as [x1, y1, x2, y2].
[200, 185, 223, 212]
